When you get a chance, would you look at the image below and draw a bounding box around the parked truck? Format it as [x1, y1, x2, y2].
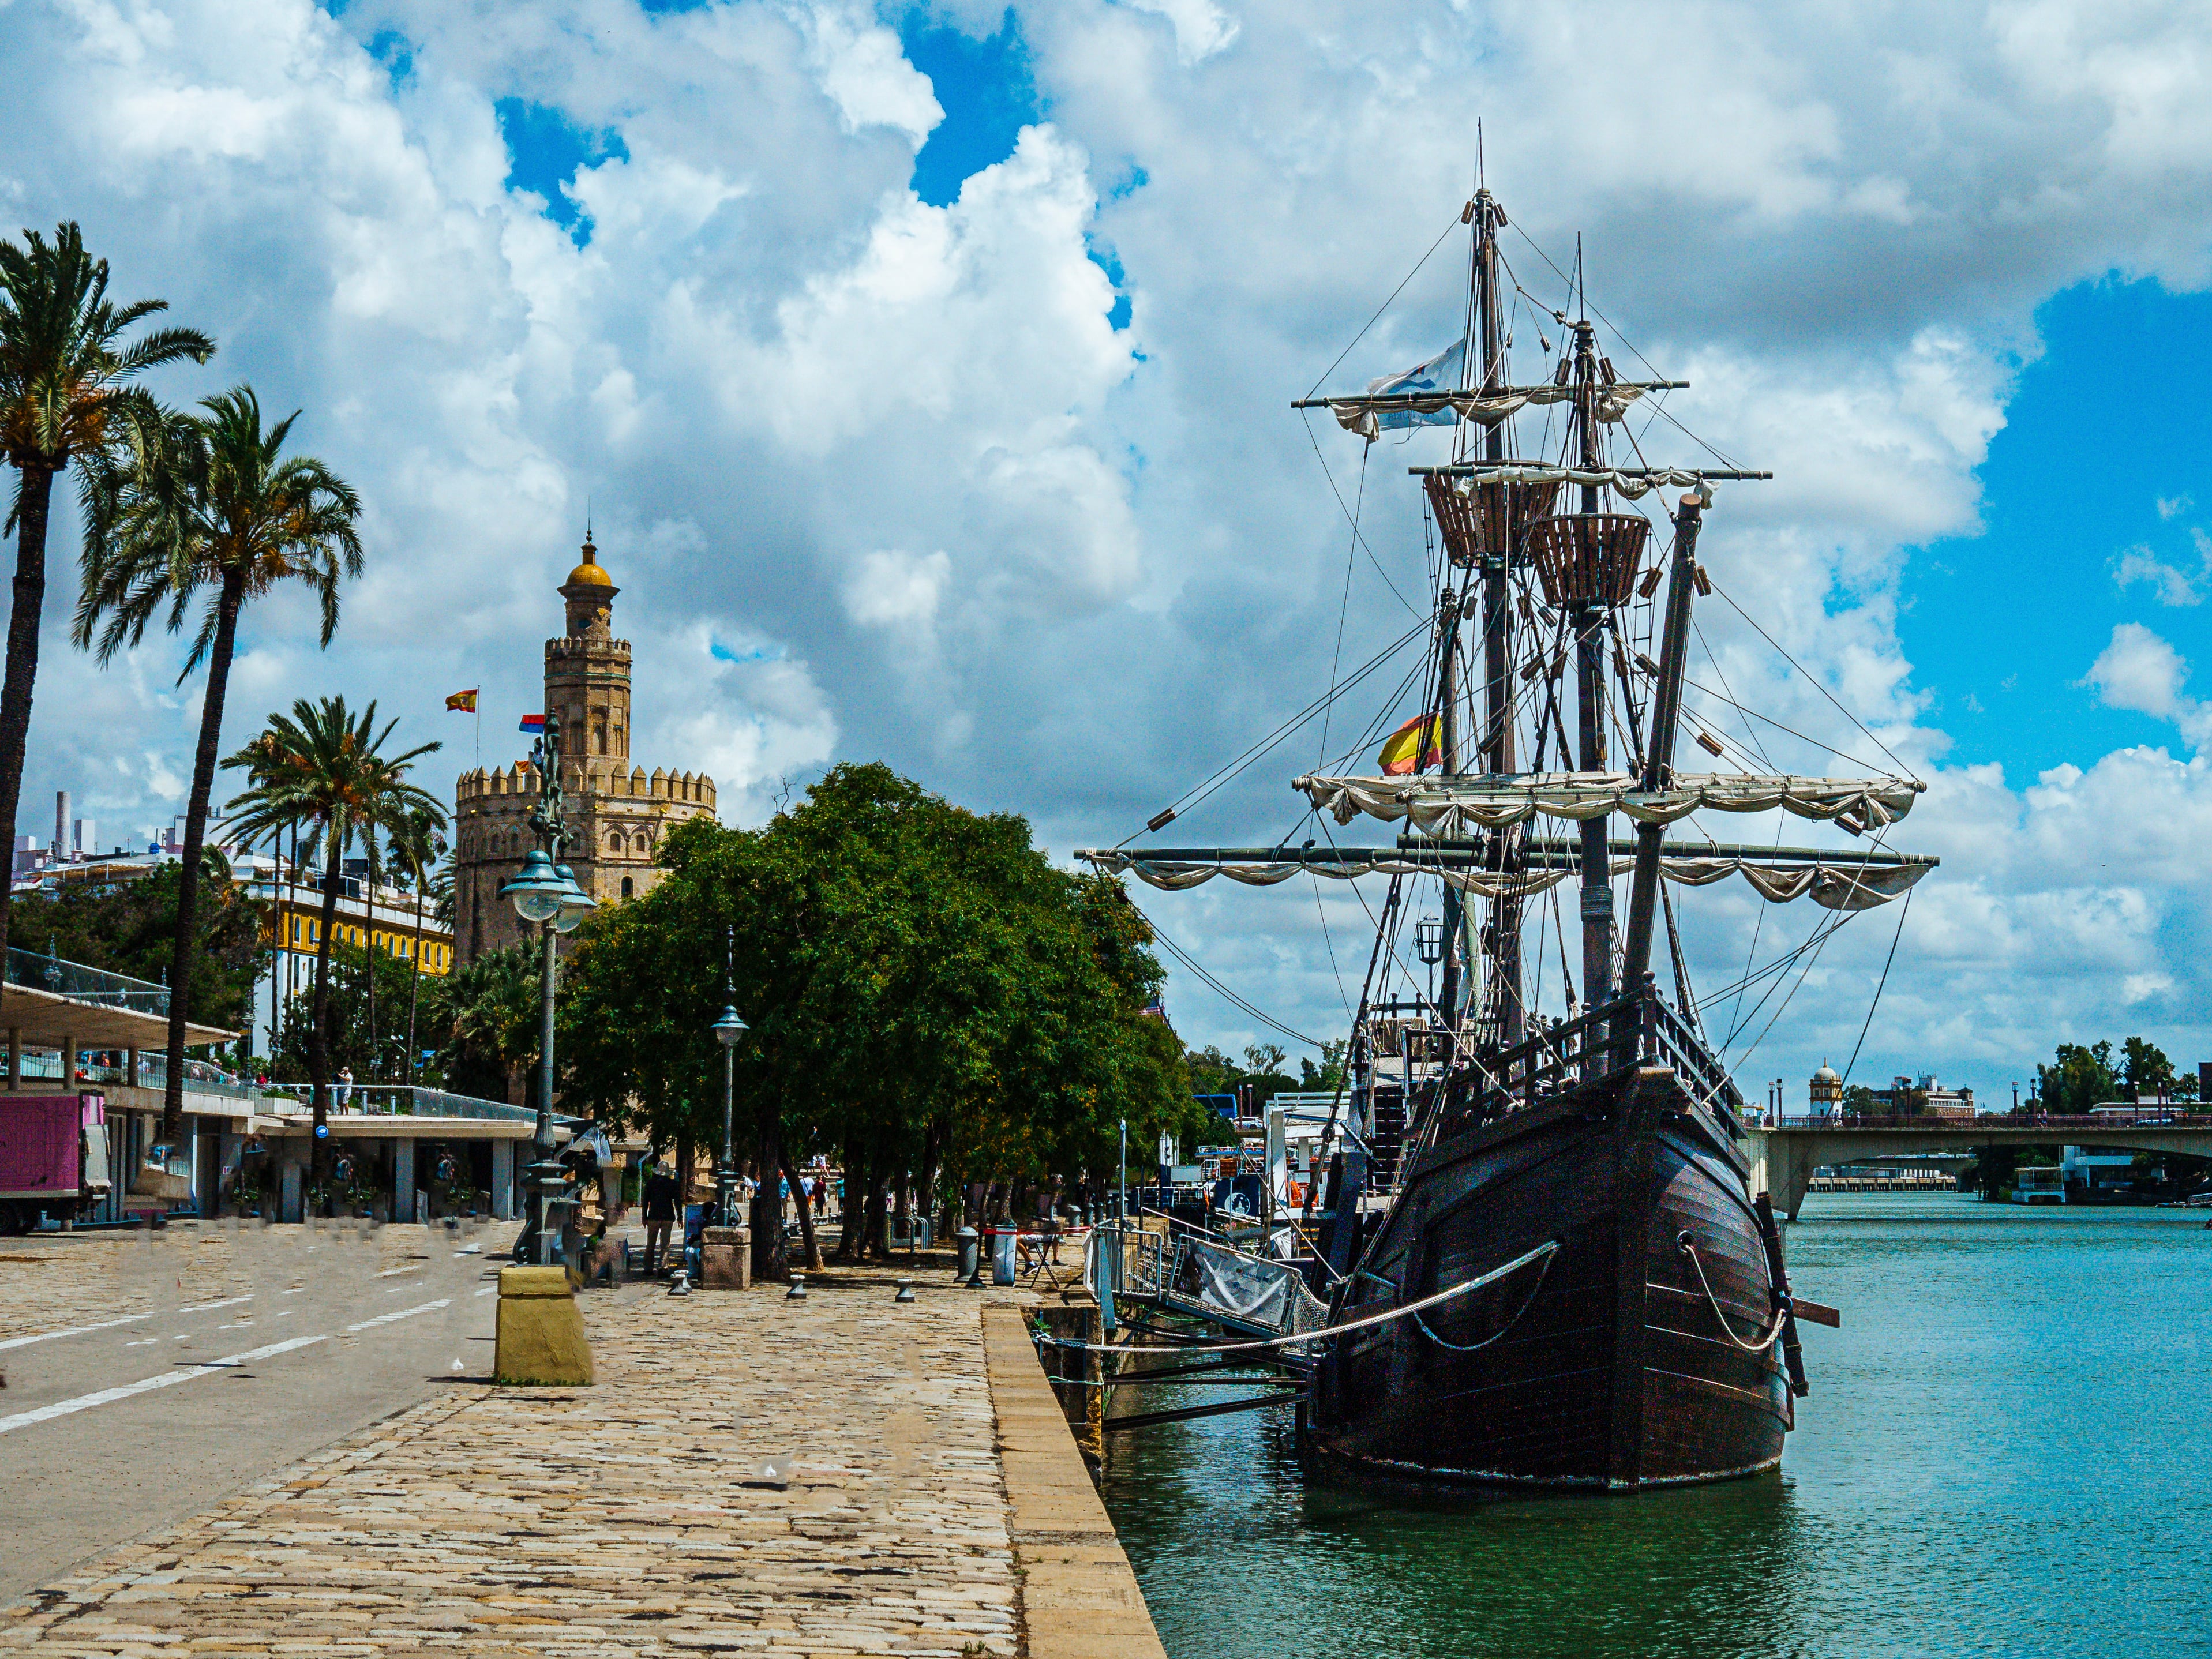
[0, 1094, 111, 1234]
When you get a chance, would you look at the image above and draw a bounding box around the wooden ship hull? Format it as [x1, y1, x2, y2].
[1307, 1009, 1799, 1491]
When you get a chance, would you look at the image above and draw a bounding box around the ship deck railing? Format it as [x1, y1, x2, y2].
[1464, 977, 1744, 1125]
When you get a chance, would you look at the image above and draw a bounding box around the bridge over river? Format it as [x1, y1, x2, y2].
[1745, 1113, 2212, 1219]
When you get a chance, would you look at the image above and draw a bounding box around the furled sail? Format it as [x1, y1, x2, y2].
[1079, 847, 1929, 911]
[1315, 381, 1657, 441]
[1433, 463, 1733, 500]
[1292, 771, 1926, 834]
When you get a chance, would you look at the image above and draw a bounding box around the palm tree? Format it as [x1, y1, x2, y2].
[222, 697, 442, 1198]
[0, 223, 213, 964]
[75, 386, 362, 1145]
[387, 806, 447, 1089]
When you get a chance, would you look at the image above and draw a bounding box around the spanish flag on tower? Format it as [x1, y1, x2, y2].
[444, 689, 478, 712]
[1376, 714, 1442, 776]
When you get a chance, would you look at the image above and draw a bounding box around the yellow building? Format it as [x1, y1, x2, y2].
[451, 539, 718, 965]
[262, 891, 454, 975]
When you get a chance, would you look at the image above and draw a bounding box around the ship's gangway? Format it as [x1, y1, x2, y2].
[1089, 1222, 1331, 1345]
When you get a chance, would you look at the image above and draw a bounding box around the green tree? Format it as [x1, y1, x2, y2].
[2037, 1041, 2119, 1116]
[9, 851, 264, 1031]
[75, 385, 364, 1143]
[1300, 1039, 1349, 1093]
[385, 809, 448, 1086]
[0, 223, 213, 964]
[221, 697, 441, 1187]
[1185, 1045, 1238, 1097]
[429, 944, 538, 1104]
[559, 764, 1197, 1279]
[2119, 1036, 2177, 1101]
[265, 938, 422, 1087]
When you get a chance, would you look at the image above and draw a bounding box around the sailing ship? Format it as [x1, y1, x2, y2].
[1080, 185, 1934, 1490]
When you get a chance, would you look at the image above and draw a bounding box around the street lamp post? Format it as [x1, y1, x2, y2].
[499, 714, 596, 1267]
[710, 926, 747, 1226]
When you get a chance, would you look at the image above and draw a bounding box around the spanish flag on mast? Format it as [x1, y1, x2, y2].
[1377, 714, 1442, 776]
[444, 689, 478, 712]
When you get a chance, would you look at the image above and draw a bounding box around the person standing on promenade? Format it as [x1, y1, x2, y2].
[643, 1161, 678, 1273]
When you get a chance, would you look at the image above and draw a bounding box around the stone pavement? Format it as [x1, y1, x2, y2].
[0, 1265, 1163, 1658]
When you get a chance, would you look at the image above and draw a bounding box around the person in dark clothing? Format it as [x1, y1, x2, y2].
[643, 1163, 679, 1272]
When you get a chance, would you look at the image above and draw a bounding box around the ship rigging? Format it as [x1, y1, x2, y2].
[1077, 175, 1928, 1489]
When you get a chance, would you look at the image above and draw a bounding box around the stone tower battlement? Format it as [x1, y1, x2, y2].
[452, 536, 718, 966]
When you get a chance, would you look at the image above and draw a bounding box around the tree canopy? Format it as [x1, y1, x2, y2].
[557, 763, 1198, 1264]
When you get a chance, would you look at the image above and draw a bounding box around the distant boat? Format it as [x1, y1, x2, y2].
[2011, 1166, 2066, 1206]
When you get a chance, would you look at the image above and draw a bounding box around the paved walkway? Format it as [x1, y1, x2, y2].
[0, 1266, 1156, 1658]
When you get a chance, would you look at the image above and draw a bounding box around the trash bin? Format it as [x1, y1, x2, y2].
[955, 1226, 980, 1281]
[991, 1227, 1018, 1285]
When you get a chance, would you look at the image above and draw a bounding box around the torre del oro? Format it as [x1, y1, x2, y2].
[452, 539, 717, 964]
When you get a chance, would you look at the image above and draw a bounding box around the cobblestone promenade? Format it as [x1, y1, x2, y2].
[1, 1267, 1081, 1658]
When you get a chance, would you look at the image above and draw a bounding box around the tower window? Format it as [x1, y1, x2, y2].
[621, 876, 633, 899]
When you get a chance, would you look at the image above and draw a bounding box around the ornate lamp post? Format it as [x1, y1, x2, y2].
[710, 927, 748, 1226]
[499, 714, 596, 1266]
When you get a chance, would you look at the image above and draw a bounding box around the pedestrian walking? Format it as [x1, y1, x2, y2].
[335, 1065, 354, 1110]
[642, 1161, 678, 1273]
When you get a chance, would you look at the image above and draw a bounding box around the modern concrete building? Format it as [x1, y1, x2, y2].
[451, 537, 718, 964]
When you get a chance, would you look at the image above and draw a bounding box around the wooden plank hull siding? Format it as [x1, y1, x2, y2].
[1309, 1067, 1792, 1490]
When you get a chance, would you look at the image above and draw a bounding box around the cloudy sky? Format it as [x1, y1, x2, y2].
[3, 0, 2209, 1102]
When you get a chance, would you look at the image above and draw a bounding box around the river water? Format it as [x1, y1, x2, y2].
[1096, 1192, 2212, 1658]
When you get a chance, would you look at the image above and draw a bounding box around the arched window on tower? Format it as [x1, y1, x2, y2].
[621, 876, 633, 899]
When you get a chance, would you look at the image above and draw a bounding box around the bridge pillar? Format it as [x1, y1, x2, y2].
[1745, 1130, 1819, 1222]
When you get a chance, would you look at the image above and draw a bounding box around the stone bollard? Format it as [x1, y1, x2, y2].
[493, 1266, 595, 1386]
[700, 1225, 751, 1290]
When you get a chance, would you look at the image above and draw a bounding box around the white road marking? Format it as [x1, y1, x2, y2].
[176, 1296, 251, 1315]
[0, 1334, 329, 1436]
[473, 1285, 500, 1297]
[376, 1266, 423, 1278]
[344, 1298, 451, 1333]
[0, 1312, 152, 1352]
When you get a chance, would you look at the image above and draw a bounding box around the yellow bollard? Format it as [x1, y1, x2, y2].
[493, 1265, 595, 1386]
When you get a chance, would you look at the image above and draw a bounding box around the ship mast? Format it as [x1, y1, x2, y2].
[1471, 189, 1521, 1049]
[1569, 311, 1614, 1056]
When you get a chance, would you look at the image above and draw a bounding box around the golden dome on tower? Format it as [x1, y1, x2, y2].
[565, 534, 613, 590]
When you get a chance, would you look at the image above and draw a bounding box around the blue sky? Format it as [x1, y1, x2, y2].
[1902, 280, 2212, 779]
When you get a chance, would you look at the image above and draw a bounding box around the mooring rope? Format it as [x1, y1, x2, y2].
[1411, 1243, 1559, 1353]
[1041, 1240, 1563, 1357]
[1678, 1235, 1790, 1353]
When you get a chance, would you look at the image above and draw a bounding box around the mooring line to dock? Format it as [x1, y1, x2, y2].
[1038, 1240, 1562, 1356]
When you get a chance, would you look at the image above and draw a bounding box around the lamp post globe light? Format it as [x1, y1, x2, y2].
[710, 926, 748, 1227]
[498, 712, 597, 1267]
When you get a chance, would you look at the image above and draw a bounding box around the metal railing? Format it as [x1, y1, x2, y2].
[1774, 1111, 2212, 1131]
[5, 946, 169, 1016]
[251, 1083, 535, 1123]
[1091, 1221, 1329, 1341]
[1464, 978, 1745, 1124]
[78, 1051, 261, 1100]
